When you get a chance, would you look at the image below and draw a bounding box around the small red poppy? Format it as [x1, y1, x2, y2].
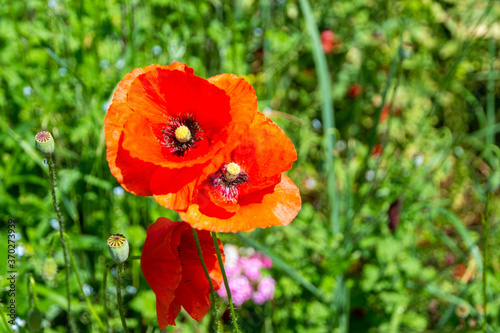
[180, 113, 301, 232]
[105, 63, 257, 211]
[141, 217, 224, 328]
[347, 83, 363, 98]
[321, 30, 339, 54]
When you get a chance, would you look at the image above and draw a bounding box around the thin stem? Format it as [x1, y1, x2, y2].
[211, 232, 240, 333]
[103, 265, 110, 332]
[0, 305, 14, 333]
[117, 264, 129, 332]
[63, 233, 105, 331]
[192, 229, 220, 332]
[482, 194, 490, 331]
[47, 156, 74, 331]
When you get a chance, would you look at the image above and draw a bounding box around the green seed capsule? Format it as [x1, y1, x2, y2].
[27, 308, 43, 332]
[399, 42, 413, 61]
[108, 234, 129, 264]
[41, 257, 58, 282]
[35, 131, 55, 157]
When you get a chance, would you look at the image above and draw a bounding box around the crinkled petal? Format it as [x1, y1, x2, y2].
[180, 175, 301, 232]
[105, 63, 193, 194]
[174, 228, 224, 321]
[140, 218, 187, 327]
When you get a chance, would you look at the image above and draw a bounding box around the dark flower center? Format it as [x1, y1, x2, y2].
[162, 114, 203, 156]
[211, 162, 249, 204]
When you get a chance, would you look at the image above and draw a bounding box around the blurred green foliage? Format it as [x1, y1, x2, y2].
[0, 0, 499, 332]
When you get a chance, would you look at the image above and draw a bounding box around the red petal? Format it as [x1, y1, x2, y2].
[181, 174, 301, 232]
[140, 218, 189, 326]
[233, 112, 297, 194]
[105, 63, 193, 194]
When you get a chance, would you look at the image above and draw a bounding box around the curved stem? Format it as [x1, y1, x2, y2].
[192, 229, 219, 332]
[47, 157, 74, 331]
[116, 264, 129, 332]
[211, 232, 240, 333]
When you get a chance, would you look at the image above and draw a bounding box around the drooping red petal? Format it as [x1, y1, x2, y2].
[174, 228, 224, 321]
[105, 63, 193, 194]
[180, 174, 301, 232]
[140, 218, 187, 327]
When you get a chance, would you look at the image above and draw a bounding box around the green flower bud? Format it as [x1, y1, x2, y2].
[27, 308, 43, 332]
[41, 257, 58, 281]
[399, 42, 413, 61]
[108, 234, 129, 264]
[35, 131, 55, 157]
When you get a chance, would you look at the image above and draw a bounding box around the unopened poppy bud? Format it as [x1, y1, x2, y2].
[399, 42, 413, 60]
[41, 257, 58, 281]
[108, 234, 129, 264]
[27, 308, 43, 332]
[35, 131, 55, 157]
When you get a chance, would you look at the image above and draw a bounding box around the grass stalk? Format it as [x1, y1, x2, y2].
[211, 232, 240, 333]
[297, 0, 338, 235]
[0, 304, 14, 333]
[63, 233, 106, 331]
[192, 228, 220, 333]
[482, 194, 490, 331]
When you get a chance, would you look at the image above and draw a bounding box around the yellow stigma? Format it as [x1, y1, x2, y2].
[175, 125, 192, 143]
[225, 162, 241, 181]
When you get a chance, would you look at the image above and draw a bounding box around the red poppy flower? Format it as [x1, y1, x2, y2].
[321, 30, 339, 54]
[141, 217, 224, 328]
[179, 112, 301, 232]
[105, 62, 257, 211]
[347, 83, 363, 98]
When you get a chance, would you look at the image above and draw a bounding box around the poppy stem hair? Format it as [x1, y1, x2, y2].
[211, 232, 241, 333]
[116, 264, 129, 332]
[192, 228, 220, 332]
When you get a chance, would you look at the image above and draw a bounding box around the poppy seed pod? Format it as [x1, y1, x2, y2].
[41, 257, 58, 281]
[108, 234, 129, 264]
[399, 42, 413, 60]
[27, 308, 43, 332]
[35, 131, 55, 157]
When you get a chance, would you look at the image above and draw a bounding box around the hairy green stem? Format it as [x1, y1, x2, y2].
[192, 228, 220, 332]
[103, 265, 110, 332]
[47, 156, 74, 331]
[117, 264, 129, 332]
[63, 233, 105, 331]
[211, 232, 240, 333]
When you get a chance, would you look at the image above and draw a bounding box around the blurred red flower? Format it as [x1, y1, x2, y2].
[104, 62, 256, 211]
[371, 144, 384, 157]
[180, 113, 301, 232]
[321, 30, 339, 54]
[348, 83, 363, 98]
[379, 103, 402, 123]
[141, 218, 224, 328]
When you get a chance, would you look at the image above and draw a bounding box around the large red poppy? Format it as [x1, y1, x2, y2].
[140, 217, 224, 328]
[105, 63, 257, 211]
[179, 112, 301, 232]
